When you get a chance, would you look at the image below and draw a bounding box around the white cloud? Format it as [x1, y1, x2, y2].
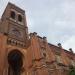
[63, 36, 75, 52]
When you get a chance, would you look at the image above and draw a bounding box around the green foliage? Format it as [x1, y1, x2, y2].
[69, 66, 75, 75]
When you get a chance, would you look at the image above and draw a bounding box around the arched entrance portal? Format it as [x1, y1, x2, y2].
[8, 50, 23, 75]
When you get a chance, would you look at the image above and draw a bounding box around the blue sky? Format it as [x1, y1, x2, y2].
[0, 0, 75, 52]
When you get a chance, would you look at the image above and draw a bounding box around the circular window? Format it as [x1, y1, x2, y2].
[10, 11, 16, 19]
[18, 14, 22, 22]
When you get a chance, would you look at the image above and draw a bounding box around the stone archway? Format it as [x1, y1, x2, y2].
[8, 50, 23, 75]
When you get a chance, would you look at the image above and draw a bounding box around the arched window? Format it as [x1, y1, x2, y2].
[10, 11, 16, 19]
[43, 53, 46, 57]
[18, 14, 22, 22]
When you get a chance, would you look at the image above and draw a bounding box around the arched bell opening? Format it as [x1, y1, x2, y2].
[8, 50, 23, 75]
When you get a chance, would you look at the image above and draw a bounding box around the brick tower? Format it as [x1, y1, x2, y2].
[0, 2, 29, 75]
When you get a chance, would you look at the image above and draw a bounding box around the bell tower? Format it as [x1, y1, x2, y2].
[1, 2, 28, 47]
[0, 2, 29, 75]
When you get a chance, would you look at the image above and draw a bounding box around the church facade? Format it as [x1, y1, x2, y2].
[0, 2, 75, 75]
